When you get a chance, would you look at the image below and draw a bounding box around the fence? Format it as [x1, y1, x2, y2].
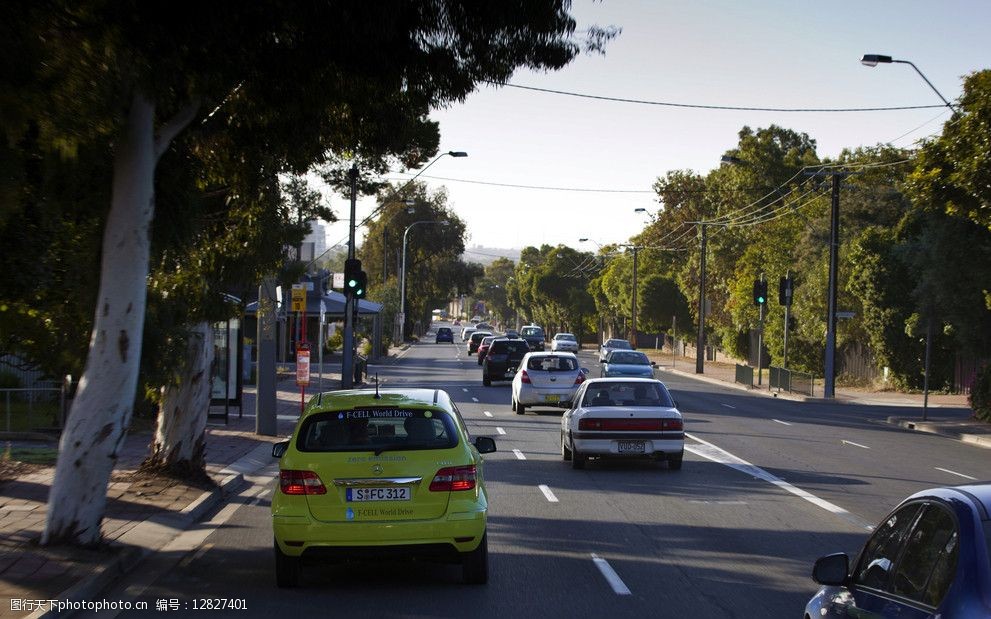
[1, 383, 66, 433]
[734, 364, 753, 387]
[769, 366, 814, 397]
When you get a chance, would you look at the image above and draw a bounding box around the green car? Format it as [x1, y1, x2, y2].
[271, 388, 496, 587]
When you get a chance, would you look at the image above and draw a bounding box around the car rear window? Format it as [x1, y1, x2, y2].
[296, 408, 457, 452]
[491, 340, 529, 355]
[605, 339, 632, 349]
[582, 382, 674, 408]
[527, 356, 578, 371]
[521, 327, 544, 337]
[610, 352, 649, 364]
[438, 328, 451, 335]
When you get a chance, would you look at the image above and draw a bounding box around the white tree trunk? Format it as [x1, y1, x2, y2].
[42, 93, 198, 547]
[42, 94, 157, 546]
[146, 322, 214, 474]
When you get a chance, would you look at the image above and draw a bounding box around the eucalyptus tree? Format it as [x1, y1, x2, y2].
[1, 1, 614, 547]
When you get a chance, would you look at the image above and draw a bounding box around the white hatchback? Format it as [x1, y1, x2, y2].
[511, 352, 586, 415]
[561, 378, 684, 470]
[551, 333, 580, 353]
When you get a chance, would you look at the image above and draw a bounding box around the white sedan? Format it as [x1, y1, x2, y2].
[511, 352, 586, 415]
[560, 378, 684, 470]
[551, 333, 580, 353]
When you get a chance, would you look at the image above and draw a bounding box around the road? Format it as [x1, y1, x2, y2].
[83, 324, 988, 618]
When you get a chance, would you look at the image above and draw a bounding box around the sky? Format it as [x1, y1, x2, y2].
[320, 0, 991, 259]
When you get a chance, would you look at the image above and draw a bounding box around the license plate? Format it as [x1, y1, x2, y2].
[544, 394, 560, 403]
[346, 487, 411, 502]
[617, 440, 645, 454]
[505, 371, 516, 378]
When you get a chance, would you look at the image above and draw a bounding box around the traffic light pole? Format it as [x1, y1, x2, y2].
[757, 277, 764, 386]
[342, 165, 358, 389]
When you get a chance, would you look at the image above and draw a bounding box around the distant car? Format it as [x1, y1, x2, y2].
[271, 388, 497, 587]
[477, 336, 499, 365]
[467, 331, 492, 355]
[805, 483, 991, 618]
[601, 350, 655, 378]
[561, 378, 683, 470]
[511, 352, 585, 415]
[481, 338, 529, 387]
[551, 333, 580, 353]
[504, 329, 519, 338]
[435, 327, 454, 343]
[520, 325, 545, 351]
[598, 338, 633, 363]
[461, 326, 477, 341]
[475, 322, 493, 330]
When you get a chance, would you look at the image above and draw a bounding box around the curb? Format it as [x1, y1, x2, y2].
[657, 366, 812, 403]
[888, 417, 991, 451]
[30, 442, 276, 619]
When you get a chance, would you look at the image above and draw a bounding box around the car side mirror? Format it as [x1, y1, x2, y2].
[651, 361, 658, 367]
[272, 440, 290, 459]
[474, 436, 497, 454]
[812, 553, 849, 586]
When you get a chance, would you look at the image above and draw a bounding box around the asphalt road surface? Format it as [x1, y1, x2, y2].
[83, 323, 987, 619]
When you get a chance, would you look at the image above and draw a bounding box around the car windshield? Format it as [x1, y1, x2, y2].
[582, 382, 674, 408]
[527, 356, 579, 371]
[604, 339, 632, 349]
[438, 328, 451, 334]
[492, 341, 529, 355]
[609, 352, 649, 365]
[296, 408, 456, 453]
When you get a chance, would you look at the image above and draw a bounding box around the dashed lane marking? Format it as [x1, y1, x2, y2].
[512, 449, 527, 460]
[591, 554, 632, 595]
[772, 419, 792, 426]
[538, 484, 559, 503]
[496, 427, 506, 434]
[483, 411, 493, 418]
[935, 467, 977, 481]
[842, 440, 870, 450]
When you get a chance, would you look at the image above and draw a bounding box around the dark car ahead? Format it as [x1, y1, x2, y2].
[477, 336, 500, 365]
[482, 338, 529, 386]
[805, 483, 991, 618]
[520, 325, 545, 351]
[435, 327, 454, 343]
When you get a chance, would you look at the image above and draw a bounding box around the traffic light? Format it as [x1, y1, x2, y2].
[354, 270, 367, 299]
[779, 276, 795, 306]
[753, 278, 768, 307]
[344, 258, 361, 296]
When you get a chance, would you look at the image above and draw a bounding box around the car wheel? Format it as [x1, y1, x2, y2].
[274, 540, 300, 588]
[561, 432, 572, 461]
[462, 533, 488, 584]
[668, 451, 684, 471]
[571, 439, 586, 470]
[483, 375, 491, 387]
[516, 401, 526, 415]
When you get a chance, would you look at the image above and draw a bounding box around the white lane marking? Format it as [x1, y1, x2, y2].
[591, 554, 632, 595]
[685, 432, 873, 531]
[721, 404, 736, 409]
[772, 419, 792, 426]
[483, 411, 493, 418]
[472, 397, 479, 403]
[935, 467, 977, 481]
[512, 449, 527, 460]
[842, 440, 871, 450]
[538, 484, 559, 502]
[496, 427, 506, 435]
[462, 388, 469, 393]
[687, 500, 747, 505]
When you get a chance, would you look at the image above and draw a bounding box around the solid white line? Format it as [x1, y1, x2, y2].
[772, 419, 792, 426]
[496, 427, 506, 435]
[483, 411, 493, 418]
[538, 484, 559, 502]
[685, 432, 873, 531]
[935, 467, 977, 481]
[591, 554, 632, 595]
[512, 449, 527, 460]
[842, 440, 871, 450]
[721, 404, 736, 409]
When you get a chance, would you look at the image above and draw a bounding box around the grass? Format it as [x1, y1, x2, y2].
[0, 400, 62, 432]
[2, 446, 59, 465]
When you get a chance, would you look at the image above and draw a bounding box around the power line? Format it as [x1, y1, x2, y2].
[388, 173, 654, 194]
[485, 80, 947, 113]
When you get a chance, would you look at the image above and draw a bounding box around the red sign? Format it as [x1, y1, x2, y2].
[296, 345, 311, 386]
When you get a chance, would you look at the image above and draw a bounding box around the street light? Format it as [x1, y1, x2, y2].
[862, 54, 955, 417]
[399, 220, 450, 341]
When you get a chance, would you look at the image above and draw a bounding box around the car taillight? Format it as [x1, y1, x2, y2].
[574, 372, 585, 386]
[520, 370, 531, 384]
[430, 465, 477, 492]
[280, 470, 327, 495]
[578, 418, 680, 431]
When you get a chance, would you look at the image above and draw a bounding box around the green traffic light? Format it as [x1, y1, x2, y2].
[347, 279, 357, 288]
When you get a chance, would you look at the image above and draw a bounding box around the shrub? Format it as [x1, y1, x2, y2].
[326, 331, 343, 353]
[0, 371, 22, 389]
[969, 364, 991, 422]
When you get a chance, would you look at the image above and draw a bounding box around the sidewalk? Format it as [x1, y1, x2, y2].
[652, 356, 991, 450]
[0, 375, 312, 617]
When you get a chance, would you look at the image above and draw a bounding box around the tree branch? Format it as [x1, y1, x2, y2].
[154, 99, 201, 161]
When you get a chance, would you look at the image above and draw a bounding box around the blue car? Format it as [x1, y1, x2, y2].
[600, 350, 656, 378]
[435, 327, 454, 343]
[805, 483, 991, 618]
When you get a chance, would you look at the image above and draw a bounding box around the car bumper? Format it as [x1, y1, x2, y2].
[572, 433, 684, 456]
[517, 384, 578, 406]
[273, 507, 486, 558]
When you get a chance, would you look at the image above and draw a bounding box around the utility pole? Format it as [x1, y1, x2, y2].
[695, 223, 708, 374]
[823, 173, 841, 398]
[631, 245, 639, 348]
[342, 164, 358, 389]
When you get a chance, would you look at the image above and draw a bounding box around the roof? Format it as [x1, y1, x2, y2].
[307, 388, 451, 413]
[244, 289, 382, 317]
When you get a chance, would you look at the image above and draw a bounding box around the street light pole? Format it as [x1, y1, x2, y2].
[631, 245, 639, 348]
[400, 220, 448, 341]
[695, 223, 708, 374]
